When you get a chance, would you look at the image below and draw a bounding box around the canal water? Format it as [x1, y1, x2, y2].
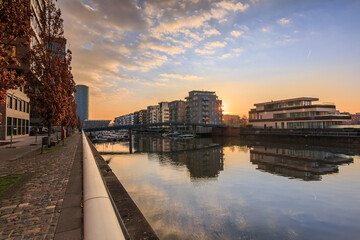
[95, 135, 360, 240]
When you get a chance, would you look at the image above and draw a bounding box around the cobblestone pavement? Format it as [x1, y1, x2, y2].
[0, 133, 81, 239]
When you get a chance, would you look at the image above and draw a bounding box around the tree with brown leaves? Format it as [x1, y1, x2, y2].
[26, 0, 75, 137]
[0, 0, 32, 104]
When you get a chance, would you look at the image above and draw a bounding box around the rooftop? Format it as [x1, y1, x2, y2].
[254, 97, 319, 106]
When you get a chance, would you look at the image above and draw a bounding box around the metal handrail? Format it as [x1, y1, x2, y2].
[82, 132, 126, 240]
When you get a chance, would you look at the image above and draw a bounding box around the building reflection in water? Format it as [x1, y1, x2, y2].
[134, 135, 224, 179]
[250, 145, 353, 181]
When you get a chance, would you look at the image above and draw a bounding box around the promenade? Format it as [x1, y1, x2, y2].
[0, 133, 82, 239]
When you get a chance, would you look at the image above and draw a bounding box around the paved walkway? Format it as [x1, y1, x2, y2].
[0, 133, 82, 239]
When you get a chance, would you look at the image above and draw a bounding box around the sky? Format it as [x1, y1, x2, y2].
[57, 0, 360, 120]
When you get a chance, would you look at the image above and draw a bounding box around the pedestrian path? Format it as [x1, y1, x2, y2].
[0, 133, 82, 239]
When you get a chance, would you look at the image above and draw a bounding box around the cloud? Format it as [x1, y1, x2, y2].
[220, 53, 231, 59]
[195, 49, 215, 55]
[205, 41, 227, 49]
[204, 28, 221, 37]
[160, 73, 203, 81]
[262, 26, 271, 32]
[214, 1, 249, 12]
[231, 30, 244, 37]
[279, 18, 291, 25]
[233, 48, 244, 54]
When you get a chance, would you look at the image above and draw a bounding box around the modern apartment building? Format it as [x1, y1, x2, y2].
[74, 85, 89, 124]
[147, 105, 159, 123]
[114, 113, 134, 126]
[185, 91, 222, 124]
[248, 97, 351, 129]
[0, 0, 46, 140]
[159, 102, 169, 123]
[169, 100, 186, 122]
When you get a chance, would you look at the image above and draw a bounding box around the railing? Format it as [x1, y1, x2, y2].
[82, 132, 127, 240]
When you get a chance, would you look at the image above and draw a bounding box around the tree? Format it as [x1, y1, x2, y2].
[0, 0, 32, 104]
[26, 0, 75, 137]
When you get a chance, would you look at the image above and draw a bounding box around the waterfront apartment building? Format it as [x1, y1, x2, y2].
[248, 97, 351, 129]
[147, 105, 160, 123]
[169, 100, 186, 122]
[185, 91, 222, 124]
[0, 0, 46, 140]
[159, 102, 169, 123]
[74, 85, 89, 124]
[114, 113, 134, 126]
[134, 110, 148, 124]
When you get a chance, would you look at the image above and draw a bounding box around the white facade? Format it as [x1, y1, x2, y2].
[248, 97, 351, 129]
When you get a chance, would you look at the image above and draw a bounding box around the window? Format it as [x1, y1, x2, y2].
[7, 95, 12, 108]
[19, 100, 22, 111]
[18, 119, 21, 135]
[22, 119, 25, 134]
[26, 120, 29, 134]
[13, 118, 17, 135]
[14, 99, 18, 110]
[7, 117, 12, 136]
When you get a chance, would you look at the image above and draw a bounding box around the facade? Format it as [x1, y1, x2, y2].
[185, 91, 222, 124]
[0, 0, 46, 140]
[138, 109, 148, 124]
[159, 102, 169, 123]
[74, 85, 89, 124]
[223, 114, 241, 127]
[169, 100, 186, 122]
[82, 120, 110, 129]
[248, 97, 351, 129]
[147, 105, 159, 123]
[0, 88, 31, 140]
[114, 113, 134, 126]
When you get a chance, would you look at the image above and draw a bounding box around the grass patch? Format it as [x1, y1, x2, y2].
[0, 175, 21, 194]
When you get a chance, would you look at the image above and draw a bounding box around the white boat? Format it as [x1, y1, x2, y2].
[179, 134, 194, 139]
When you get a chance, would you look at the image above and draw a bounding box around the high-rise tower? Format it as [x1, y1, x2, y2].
[74, 85, 89, 123]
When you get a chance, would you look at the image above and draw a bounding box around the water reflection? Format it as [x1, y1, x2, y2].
[95, 135, 360, 240]
[250, 145, 353, 181]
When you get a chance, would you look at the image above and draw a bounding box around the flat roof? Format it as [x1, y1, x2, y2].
[254, 97, 319, 106]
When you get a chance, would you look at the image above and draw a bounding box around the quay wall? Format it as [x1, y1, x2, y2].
[213, 127, 360, 145]
[85, 136, 159, 240]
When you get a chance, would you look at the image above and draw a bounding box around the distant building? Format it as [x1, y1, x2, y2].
[248, 97, 351, 129]
[349, 114, 360, 125]
[185, 90, 222, 124]
[169, 100, 186, 122]
[114, 113, 134, 126]
[82, 120, 110, 129]
[147, 105, 159, 123]
[223, 115, 241, 127]
[138, 109, 148, 124]
[159, 102, 169, 123]
[74, 85, 89, 124]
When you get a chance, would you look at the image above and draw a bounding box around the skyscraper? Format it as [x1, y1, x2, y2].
[74, 85, 89, 123]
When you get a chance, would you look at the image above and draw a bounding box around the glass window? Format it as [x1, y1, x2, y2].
[22, 119, 25, 134]
[26, 120, 29, 134]
[13, 118, 17, 135]
[18, 119, 21, 135]
[7, 117, 12, 136]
